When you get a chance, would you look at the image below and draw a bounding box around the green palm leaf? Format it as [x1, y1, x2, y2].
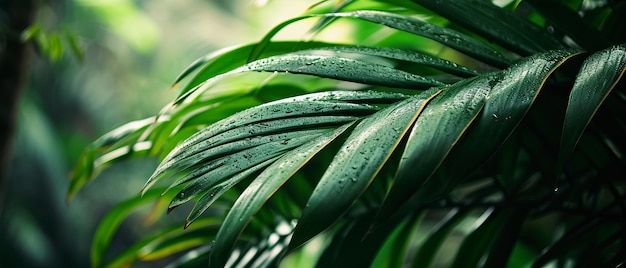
[68, 0, 626, 267]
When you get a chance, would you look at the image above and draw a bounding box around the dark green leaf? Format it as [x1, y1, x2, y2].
[412, 0, 565, 55]
[290, 89, 440, 250]
[250, 10, 510, 67]
[560, 44, 626, 161]
[91, 188, 176, 268]
[524, 0, 611, 50]
[417, 50, 579, 200]
[379, 75, 490, 217]
[300, 46, 481, 77]
[209, 123, 353, 267]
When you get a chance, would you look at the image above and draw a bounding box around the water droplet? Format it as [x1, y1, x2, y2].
[492, 113, 498, 119]
[554, 187, 559, 192]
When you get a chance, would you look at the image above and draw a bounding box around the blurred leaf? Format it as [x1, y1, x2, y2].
[525, 0, 611, 50]
[410, 209, 470, 268]
[47, 32, 64, 61]
[68, 117, 164, 200]
[91, 188, 176, 268]
[64, 30, 84, 62]
[411, 0, 565, 55]
[105, 218, 220, 267]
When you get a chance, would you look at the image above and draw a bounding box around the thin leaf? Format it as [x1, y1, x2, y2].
[209, 123, 354, 268]
[560, 44, 626, 161]
[144, 99, 380, 192]
[173, 41, 355, 96]
[68, 116, 164, 200]
[249, 10, 510, 67]
[410, 209, 470, 268]
[166, 130, 328, 207]
[378, 75, 491, 219]
[290, 88, 441, 250]
[154, 90, 406, 179]
[299, 46, 481, 77]
[237, 54, 445, 89]
[91, 188, 176, 268]
[104, 218, 220, 267]
[183, 156, 281, 227]
[412, 0, 565, 55]
[415, 50, 580, 201]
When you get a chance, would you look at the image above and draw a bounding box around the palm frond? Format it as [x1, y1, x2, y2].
[69, 0, 626, 267]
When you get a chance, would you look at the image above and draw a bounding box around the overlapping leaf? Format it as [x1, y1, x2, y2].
[68, 1, 626, 267]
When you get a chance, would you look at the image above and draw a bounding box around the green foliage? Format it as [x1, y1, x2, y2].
[70, 0, 626, 267]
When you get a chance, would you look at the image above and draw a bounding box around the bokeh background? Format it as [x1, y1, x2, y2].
[0, 0, 319, 267]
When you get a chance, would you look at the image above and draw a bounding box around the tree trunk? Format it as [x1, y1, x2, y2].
[0, 0, 37, 213]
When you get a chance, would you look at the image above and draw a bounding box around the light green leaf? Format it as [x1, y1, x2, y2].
[104, 218, 220, 268]
[410, 209, 470, 268]
[68, 116, 164, 200]
[91, 188, 176, 268]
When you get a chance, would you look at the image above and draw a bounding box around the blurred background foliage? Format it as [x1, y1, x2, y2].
[0, 0, 319, 267]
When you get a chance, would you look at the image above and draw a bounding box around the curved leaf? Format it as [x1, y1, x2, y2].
[249, 10, 510, 67]
[165, 130, 328, 207]
[173, 41, 366, 97]
[174, 50, 441, 105]
[289, 88, 442, 250]
[560, 44, 626, 161]
[209, 123, 354, 268]
[412, 0, 565, 55]
[299, 45, 481, 77]
[90, 188, 177, 268]
[104, 217, 220, 267]
[144, 99, 381, 192]
[378, 74, 492, 219]
[68, 116, 164, 200]
[237, 54, 445, 89]
[414, 50, 580, 201]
